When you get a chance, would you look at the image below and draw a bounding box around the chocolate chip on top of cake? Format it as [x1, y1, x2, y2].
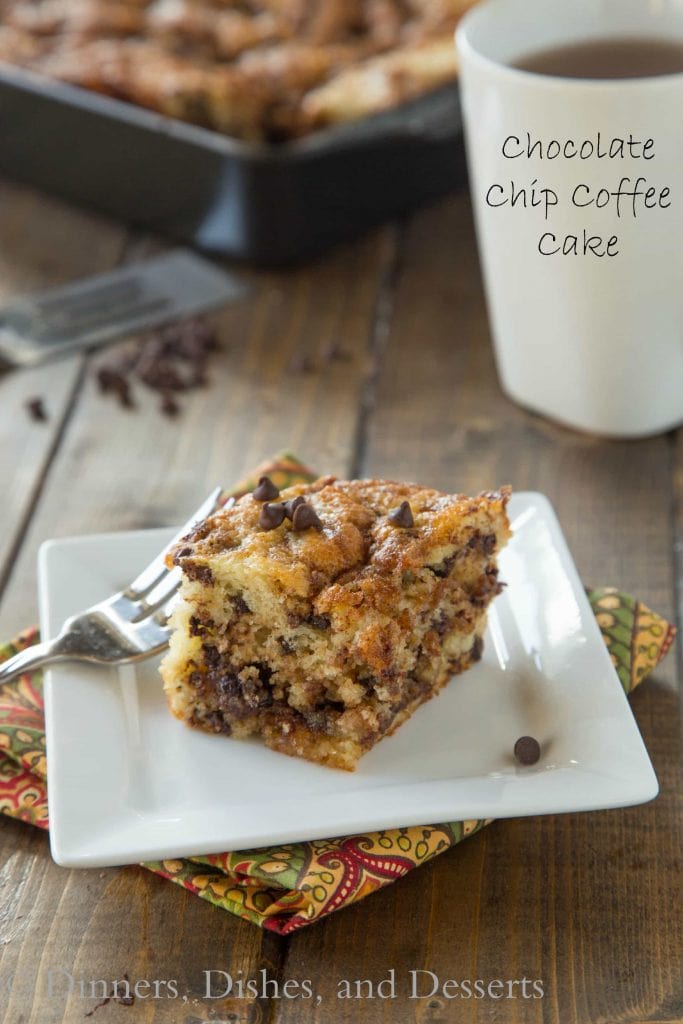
[160, 476, 511, 771]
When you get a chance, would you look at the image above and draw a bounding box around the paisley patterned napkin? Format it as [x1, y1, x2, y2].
[0, 455, 676, 934]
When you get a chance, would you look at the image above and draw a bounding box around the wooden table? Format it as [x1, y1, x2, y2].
[0, 177, 681, 1024]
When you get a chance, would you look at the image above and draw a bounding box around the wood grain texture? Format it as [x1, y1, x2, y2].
[0, 225, 395, 636]
[0, 181, 126, 598]
[0, 816, 278, 1024]
[673, 429, 683, 708]
[0, 184, 680, 1024]
[277, 195, 682, 1024]
[0, 201, 397, 1024]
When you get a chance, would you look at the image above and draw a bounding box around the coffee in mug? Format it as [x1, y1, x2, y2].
[514, 38, 683, 79]
[456, 0, 683, 437]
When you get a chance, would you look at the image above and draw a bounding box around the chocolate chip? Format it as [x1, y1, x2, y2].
[139, 358, 187, 392]
[25, 396, 47, 422]
[189, 615, 214, 637]
[514, 736, 541, 766]
[388, 501, 414, 528]
[432, 612, 450, 636]
[203, 645, 220, 668]
[175, 546, 192, 558]
[283, 495, 305, 520]
[428, 555, 456, 579]
[252, 476, 280, 501]
[96, 366, 134, 408]
[292, 502, 323, 532]
[96, 366, 124, 394]
[179, 316, 219, 351]
[469, 531, 497, 556]
[231, 595, 250, 614]
[92, 316, 219, 420]
[97, 366, 134, 409]
[201, 710, 231, 734]
[259, 502, 286, 530]
[307, 614, 331, 629]
[470, 566, 502, 607]
[182, 561, 213, 585]
[160, 392, 180, 417]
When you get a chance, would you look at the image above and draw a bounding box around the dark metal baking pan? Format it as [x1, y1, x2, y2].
[0, 63, 466, 264]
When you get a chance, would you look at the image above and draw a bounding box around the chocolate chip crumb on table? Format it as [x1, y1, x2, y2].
[161, 476, 511, 770]
[25, 396, 48, 422]
[94, 316, 219, 416]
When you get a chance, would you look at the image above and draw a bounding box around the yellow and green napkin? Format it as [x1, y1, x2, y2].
[0, 455, 676, 934]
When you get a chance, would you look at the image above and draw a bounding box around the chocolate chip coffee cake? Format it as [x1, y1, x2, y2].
[0, 0, 475, 141]
[160, 476, 511, 770]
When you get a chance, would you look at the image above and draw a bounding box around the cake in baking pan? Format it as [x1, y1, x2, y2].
[0, 0, 475, 139]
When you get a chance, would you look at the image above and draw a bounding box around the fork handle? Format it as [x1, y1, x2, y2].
[0, 640, 62, 685]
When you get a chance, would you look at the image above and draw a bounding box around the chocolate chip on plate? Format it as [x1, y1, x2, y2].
[388, 501, 414, 528]
[292, 502, 323, 532]
[253, 476, 280, 501]
[259, 502, 286, 531]
[514, 736, 541, 766]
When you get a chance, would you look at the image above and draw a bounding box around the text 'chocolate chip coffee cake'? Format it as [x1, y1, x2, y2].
[160, 476, 511, 770]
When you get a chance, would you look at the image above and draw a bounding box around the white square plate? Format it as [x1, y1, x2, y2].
[39, 492, 658, 868]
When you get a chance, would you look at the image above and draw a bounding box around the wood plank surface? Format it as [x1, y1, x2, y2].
[0, 181, 127, 600]
[277, 195, 683, 1024]
[0, 183, 680, 1024]
[0, 815, 281, 1024]
[0, 225, 396, 635]
[0, 201, 397, 1024]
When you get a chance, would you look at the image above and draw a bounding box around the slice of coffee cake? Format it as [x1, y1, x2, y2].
[160, 477, 511, 770]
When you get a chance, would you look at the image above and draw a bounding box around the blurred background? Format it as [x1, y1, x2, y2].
[0, 0, 476, 261]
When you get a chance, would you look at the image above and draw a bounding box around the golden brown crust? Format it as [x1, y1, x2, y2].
[0, 0, 475, 140]
[170, 475, 511, 596]
[298, 36, 459, 131]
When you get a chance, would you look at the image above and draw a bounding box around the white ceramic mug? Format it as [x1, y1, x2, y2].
[456, 0, 683, 437]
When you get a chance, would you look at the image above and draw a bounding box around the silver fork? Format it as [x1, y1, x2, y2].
[0, 488, 227, 685]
